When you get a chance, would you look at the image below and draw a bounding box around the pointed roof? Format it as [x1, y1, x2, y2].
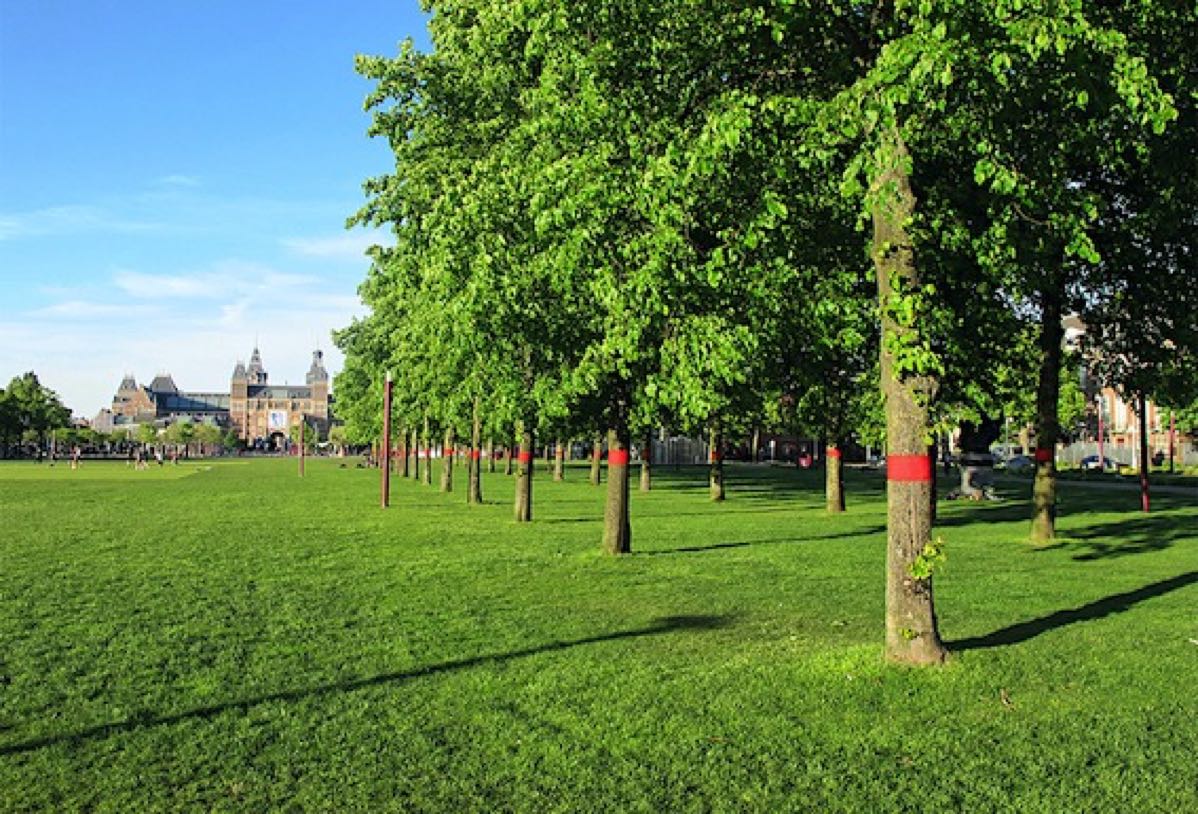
[247, 346, 264, 374]
[306, 349, 329, 384]
[118, 374, 139, 392]
[232, 360, 247, 380]
[148, 373, 179, 394]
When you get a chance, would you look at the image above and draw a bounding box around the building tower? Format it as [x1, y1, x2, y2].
[230, 360, 249, 439]
[246, 346, 268, 386]
[306, 349, 330, 419]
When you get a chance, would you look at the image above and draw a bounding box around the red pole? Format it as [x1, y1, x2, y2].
[381, 372, 393, 508]
[1169, 411, 1175, 474]
[1138, 391, 1150, 513]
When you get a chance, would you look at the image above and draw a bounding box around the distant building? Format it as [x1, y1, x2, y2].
[95, 346, 332, 447]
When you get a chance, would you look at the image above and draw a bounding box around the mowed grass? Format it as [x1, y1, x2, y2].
[1, 457, 1195, 812]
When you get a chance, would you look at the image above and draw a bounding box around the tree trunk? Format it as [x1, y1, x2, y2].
[422, 416, 433, 486]
[486, 438, 496, 473]
[1031, 288, 1063, 543]
[826, 443, 845, 513]
[399, 426, 410, 479]
[873, 126, 947, 665]
[604, 427, 632, 554]
[590, 437, 602, 485]
[411, 427, 420, 482]
[709, 426, 724, 501]
[505, 427, 516, 476]
[513, 424, 534, 522]
[639, 430, 652, 492]
[553, 437, 565, 481]
[440, 427, 454, 493]
[468, 399, 483, 505]
[1138, 391, 1150, 513]
[750, 427, 760, 464]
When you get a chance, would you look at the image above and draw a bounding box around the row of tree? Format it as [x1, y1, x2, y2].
[0, 372, 71, 455]
[335, 1, 1196, 664]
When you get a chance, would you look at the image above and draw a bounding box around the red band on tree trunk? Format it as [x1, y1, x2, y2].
[1035, 448, 1053, 463]
[518, 451, 532, 464]
[471, 449, 481, 460]
[826, 447, 842, 459]
[711, 451, 722, 463]
[609, 449, 629, 466]
[887, 454, 933, 482]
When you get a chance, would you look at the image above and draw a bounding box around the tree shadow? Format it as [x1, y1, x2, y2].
[1046, 513, 1197, 561]
[934, 500, 1035, 527]
[948, 571, 1198, 652]
[641, 526, 887, 555]
[0, 615, 734, 758]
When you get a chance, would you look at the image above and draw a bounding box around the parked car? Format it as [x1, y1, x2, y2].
[1002, 454, 1035, 473]
[1080, 455, 1119, 472]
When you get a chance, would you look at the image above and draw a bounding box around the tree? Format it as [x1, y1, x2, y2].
[3, 372, 70, 449]
[136, 423, 159, 447]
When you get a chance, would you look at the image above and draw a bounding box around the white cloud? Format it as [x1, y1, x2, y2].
[29, 300, 162, 320]
[113, 263, 318, 300]
[282, 230, 391, 261]
[1, 268, 365, 416]
[0, 205, 161, 241]
[155, 174, 201, 188]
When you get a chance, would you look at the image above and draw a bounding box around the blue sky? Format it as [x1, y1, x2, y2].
[0, 1, 429, 415]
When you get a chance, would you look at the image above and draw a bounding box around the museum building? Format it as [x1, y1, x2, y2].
[93, 347, 332, 445]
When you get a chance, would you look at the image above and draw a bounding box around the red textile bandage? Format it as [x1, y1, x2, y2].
[518, 451, 532, 464]
[471, 449, 481, 460]
[1034, 448, 1052, 463]
[887, 454, 932, 482]
[826, 447, 842, 459]
[608, 449, 630, 466]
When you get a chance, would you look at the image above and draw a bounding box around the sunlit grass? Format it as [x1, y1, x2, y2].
[1, 458, 1195, 811]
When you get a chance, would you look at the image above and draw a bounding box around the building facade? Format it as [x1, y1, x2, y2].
[95, 347, 332, 446]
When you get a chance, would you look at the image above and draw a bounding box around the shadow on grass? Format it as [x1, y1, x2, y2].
[1050, 514, 1196, 561]
[948, 571, 1198, 652]
[0, 615, 734, 757]
[641, 526, 886, 555]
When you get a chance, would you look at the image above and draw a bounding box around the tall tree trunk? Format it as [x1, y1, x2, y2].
[590, 437, 602, 485]
[751, 426, 761, 464]
[513, 424, 534, 522]
[873, 126, 947, 665]
[441, 427, 454, 493]
[1138, 391, 1150, 513]
[411, 426, 420, 482]
[553, 437, 565, 481]
[604, 427, 632, 554]
[709, 426, 725, 501]
[400, 426, 410, 479]
[826, 442, 845, 513]
[468, 398, 483, 505]
[505, 427, 516, 476]
[640, 430, 652, 492]
[1031, 287, 1063, 543]
[486, 438, 496, 473]
[422, 416, 433, 486]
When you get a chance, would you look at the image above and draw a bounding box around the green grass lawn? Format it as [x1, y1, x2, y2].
[1, 457, 1195, 812]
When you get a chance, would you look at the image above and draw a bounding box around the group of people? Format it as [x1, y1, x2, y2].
[126, 447, 178, 469]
